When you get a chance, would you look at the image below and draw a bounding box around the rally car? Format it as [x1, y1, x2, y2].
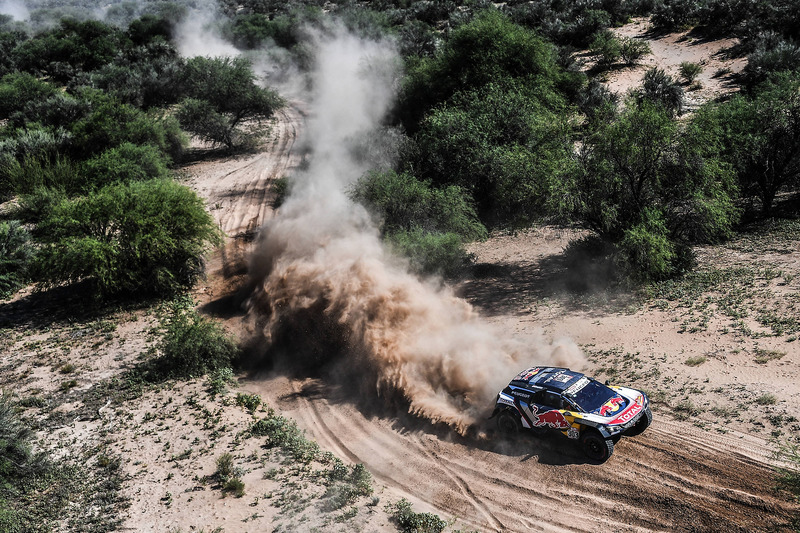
[490, 366, 651, 462]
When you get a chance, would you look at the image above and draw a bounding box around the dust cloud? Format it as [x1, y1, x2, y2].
[246, 26, 583, 434]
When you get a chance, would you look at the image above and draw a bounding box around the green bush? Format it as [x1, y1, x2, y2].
[399, 9, 566, 132]
[0, 155, 82, 197]
[155, 304, 238, 380]
[618, 209, 678, 281]
[33, 179, 221, 298]
[250, 415, 319, 463]
[84, 142, 170, 189]
[69, 93, 185, 161]
[408, 82, 575, 225]
[0, 72, 57, 118]
[387, 229, 471, 277]
[0, 221, 33, 298]
[637, 67, 684, 117]
[620, 38, 651, 66]
[679, 61, 703, 83]
[388, 498, 447, 533]
[0, 392, 35, 478]
[351, 170, 486, 240]
[590, 30, 621, 68]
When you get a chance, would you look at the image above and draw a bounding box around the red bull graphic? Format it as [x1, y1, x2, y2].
[529, 405, 571, 430]
[599, 396, 625, 416]
[515, 367, 542, 381]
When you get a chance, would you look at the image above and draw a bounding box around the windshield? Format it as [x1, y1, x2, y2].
[566, 379, 616, 413]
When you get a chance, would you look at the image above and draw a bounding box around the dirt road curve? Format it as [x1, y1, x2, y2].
[248, 374, 794, 533]
[193, 104, 797, 532]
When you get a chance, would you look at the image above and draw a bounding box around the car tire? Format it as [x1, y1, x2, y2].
[496, 409, 521, 436]
[581, 430, 614, 462]
[626, 407, 652, 436]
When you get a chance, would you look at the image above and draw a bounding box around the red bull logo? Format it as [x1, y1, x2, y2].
[529, 406, 570, 429]
[599, 396, 625, 416]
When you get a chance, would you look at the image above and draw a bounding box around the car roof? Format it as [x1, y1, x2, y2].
[509, 367, 585, 392]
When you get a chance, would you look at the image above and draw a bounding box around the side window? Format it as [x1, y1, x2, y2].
[542, 391, 563, 409]
[530, 390, 546, 405]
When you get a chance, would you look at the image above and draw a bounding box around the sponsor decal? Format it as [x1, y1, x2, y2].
[599, 396, 625, 416]
[510, 389, 532, 399]
[565, 377, 589, 396]
[567, 426, 580, 440]
[528, 405, 571, 430]
[548, 371, 574, 384]
[515, 367, 542, 381]
[498, 396, 515, 408]
[609, 402, 644, 425]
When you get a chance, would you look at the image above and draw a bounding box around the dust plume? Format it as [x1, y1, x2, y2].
[247, 26, 583, 434]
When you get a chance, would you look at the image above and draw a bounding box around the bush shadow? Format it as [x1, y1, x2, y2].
[457, 235, 635, 317]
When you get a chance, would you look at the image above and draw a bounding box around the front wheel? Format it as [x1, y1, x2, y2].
[581, 430, 614, 463]
[496, 410, 521, 436]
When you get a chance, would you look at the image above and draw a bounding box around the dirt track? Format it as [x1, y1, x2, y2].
[190, 102, 798, 532]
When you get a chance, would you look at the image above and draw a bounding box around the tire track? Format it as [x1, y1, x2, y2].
[409, 434, 505, 531]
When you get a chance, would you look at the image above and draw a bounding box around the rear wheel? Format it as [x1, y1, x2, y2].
[626, 407, 652, 436]
[581, 430, 614, 462]
[496, 410, 521, 436]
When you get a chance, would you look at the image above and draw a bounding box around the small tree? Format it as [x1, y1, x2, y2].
[177, 56, 283, 149]
[713, 73, 800, 215]
[573, 99, 738, 280]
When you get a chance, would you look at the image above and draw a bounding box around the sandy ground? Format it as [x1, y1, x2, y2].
[2, 17, 798, 533]
[601, 17, 746, 110]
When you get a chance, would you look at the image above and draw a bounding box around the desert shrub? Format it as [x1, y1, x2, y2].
[324, 462, 373, 510]
[578, 79, 619, 126]
[387, 229, 471, 277]
[251, 415, 320, 463]
[679, 61, 703, 83]
[155, 303, 238, 379]
[0, 221, 33, 298]
[620, 37, 651, 66]
[33, 179, 221, 298]
[69, 94, 185, 161]
[651, 0, 701, 32]
[83, 142, 170, 189]
[0, 72, 57, 118]
[235, 392, 262, 412]
[228, 13, 298, 49]
[741, 37, 800, 91]
[351, 170, 486, 240]
[388, 498, 447, 533]
[617, 208, 679, 281]
[407, 82, 575, 225]
[0, 155, 82, 197]
[636, 67, 684, 117]
[18, 186, 67, 223]
[0, 392, 35, 478]
[590, 30, 621, 68]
